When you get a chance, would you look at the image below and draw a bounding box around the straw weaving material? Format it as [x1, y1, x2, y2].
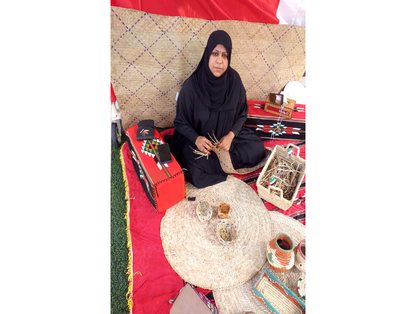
[160, 176, 272, 290]
[213, 211, 305, 314]
[212, 146, 272, 175]
[111, 6, 306, 129]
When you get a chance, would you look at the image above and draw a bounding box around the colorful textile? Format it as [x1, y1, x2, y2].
[120, 106, 306, 312]
[111, 0, 281, 24]
[125, 124, 186, 212]
[193, 287, 221, 314]
[120, 142, 183, 313]
[245, 101, 306, 141]
[111, 83, 117, 102]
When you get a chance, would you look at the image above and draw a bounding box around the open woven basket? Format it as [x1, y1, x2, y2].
[256, 144, 305, 210]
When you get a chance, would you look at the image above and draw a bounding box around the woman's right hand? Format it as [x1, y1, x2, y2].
[195, 136, 213, 155]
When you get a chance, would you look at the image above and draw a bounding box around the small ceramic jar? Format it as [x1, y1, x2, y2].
[294, 239, 306, 272]
[266, 233, 295, 272]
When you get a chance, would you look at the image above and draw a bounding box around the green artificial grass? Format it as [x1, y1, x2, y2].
[110, 127, 171, 314]
[111, 137, 129, 314]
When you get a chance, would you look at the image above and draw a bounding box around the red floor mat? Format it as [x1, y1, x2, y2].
[120, 122, 306, 313]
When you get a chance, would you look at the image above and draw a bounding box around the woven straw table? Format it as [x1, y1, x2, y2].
[213, 211, 306, 314]
[160, 175, 272, 290]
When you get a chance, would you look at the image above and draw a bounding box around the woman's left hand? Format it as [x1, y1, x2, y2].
[217, 131, 235, 152]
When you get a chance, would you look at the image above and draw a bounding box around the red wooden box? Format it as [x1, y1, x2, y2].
[125, 124, 185, 212]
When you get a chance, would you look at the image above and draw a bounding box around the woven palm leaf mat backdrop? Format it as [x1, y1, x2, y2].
[111, 6, 306, 129]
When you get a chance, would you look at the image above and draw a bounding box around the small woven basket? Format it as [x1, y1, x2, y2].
[256, 144, 305, 210]
[196, 200, 212, 222]
[216, 219, 238, 245]
[252, 269, 306, 314]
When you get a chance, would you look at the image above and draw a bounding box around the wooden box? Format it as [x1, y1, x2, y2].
[264, 93, 295, 119]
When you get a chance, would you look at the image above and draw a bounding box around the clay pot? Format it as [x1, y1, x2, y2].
[266, 233, 295, 272]
[294, 239, 306, 272]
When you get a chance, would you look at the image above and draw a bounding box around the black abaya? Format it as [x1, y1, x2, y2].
[164, 30, 265, 188]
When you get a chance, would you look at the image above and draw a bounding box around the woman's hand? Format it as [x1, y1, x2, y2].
[195, 136, 213, 155]
[217, 131, 235, 152]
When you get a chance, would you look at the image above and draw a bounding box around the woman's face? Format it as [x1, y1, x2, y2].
[208, 44, 229, 77]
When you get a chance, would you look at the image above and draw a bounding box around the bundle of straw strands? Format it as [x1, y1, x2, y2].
[258, 152, 304, 200]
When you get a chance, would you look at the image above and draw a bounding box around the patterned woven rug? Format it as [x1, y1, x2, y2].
[119, 113, 306, 313]
[111, 6, 305, 129]
[243, 101, 306, 222]
[246, 101, 306, 142]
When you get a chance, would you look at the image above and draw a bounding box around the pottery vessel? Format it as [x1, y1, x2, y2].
[294, 239, 306, 272]
[266, 233, 295, 272]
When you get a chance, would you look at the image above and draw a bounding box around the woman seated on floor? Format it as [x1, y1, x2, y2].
[164, 30, 265, 188]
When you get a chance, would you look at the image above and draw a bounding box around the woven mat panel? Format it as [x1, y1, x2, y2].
[213, 211, 306, 314]
[160, 176, 272, 290]
[111, 6, 306, 129]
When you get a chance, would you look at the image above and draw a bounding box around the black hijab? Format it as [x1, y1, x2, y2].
[190, 30, 245, 112]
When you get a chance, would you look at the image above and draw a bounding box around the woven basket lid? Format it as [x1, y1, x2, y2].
[213, 211, 306, 314]
[160, 176, 272, 290]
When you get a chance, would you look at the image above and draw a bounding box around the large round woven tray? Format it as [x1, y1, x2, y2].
[213, 211, 306, 314]
[160, 176, 272, 290]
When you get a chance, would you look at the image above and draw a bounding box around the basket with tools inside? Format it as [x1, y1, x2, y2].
[256, 143, 305, 210]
